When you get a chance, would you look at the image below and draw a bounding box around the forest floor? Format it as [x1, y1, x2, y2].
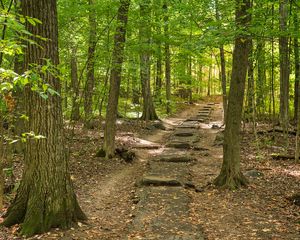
[0, 96, 300, 239]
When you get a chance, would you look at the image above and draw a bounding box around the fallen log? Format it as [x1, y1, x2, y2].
[271, 153, 298, 160]
[257, 128, 296, 136]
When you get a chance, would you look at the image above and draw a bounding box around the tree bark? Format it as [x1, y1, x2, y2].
[84, 0, 97, 128]
[163, 1, 171, 114]
[256, 40, 266, 116]
[279, 0, 290, 129]
[103, 0, 131, 158]
[214, 0, 251, 189]
[3, 0, 86, 236]
[294, 11, 300, 122]
[155, 0, 162, 103]
[215, 0, 227, 120]
[140, 0, 158, 121]
[294, 10, 300, 162]
[70, 46, 80, 121]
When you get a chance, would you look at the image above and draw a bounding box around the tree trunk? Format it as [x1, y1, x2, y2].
[155, 0, 162, 103]
[0, 115, 4, 210]
[294, 10, 300, 162]
[103, 0, 131, 158]
[214, 0, 251, 189]
[84, 0, 97, 128]
[256, 39, 266, 116]
[294, 11, 299, 122]
[279, 0, 290, 130]
[208, 58, 212, 96]
[247, 39, 255, 125]
[220, 46, 227, 120]
[188, 56, 193, 103]
[70, 46, 80, 121]
[140, 0, 158, 121]
[156, 49, 162, 102]
[163, 1, 171, 114]
[3, 0, 86, 236]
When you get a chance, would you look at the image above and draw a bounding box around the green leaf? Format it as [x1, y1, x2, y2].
[39, 92, 48, 100]
[34, 135, 46, 140]
[27, 17, 36, 26]
[47, 88, 60, 96]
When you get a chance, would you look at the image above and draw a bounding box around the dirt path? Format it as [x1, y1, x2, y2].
[1, 100, 299, 240]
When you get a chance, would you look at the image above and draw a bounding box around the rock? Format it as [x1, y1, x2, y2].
[115, 148, 135, 162]
[95, 148, 106, 157]
[166, 142, 191, 149]
[193, 146, 209, 151]
[174, 132, 194, 137]
[139, 176, 182, 187]
[195, 187, 204, 192]
[145, 121, 166, 131]
[287, 194, 300, 206]
[244, 169, 264, 178]
[132, 144, 160, 149]
[184, 181, 196, 189]
[155, 155, 196, 163]
[145, 125, 156, 131]
[211, 124, 220, 129]
[152, 121, 166, 130]
[197, 114, 208, 119]
[214, 131, 224, 146]
[198, 110, 210, 114]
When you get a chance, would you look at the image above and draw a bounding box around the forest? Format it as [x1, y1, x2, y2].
[0, 0, 299, 239]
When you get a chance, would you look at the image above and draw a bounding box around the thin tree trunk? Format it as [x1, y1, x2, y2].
[199, 64, 203, 95]
[140, 0, 158, 121]
[256, 39, 266, 116]
[103, 0, 131, 158]
[214, 0, 251, 189]
[3, 0, 86, 236]
[208, 58, 212, 96]
[156, 49, 162, 102]
[163, 1, 171, 114]
[247, 39, 254, 122]
[294, 11, 299, 122]
[294, 10, 300, 162]
[0, 115, 4, 210]
[155, 0, 162, 103]
[84, 0, 97, 128]
[188, 56, 193, 103]
[279, 0, 290, 134]
[220, 46, 227, 120]
[70, 46, 80, 121]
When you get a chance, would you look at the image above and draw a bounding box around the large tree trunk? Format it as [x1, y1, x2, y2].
[140, 0, 158, 121]
[279, 0, 290, 129]
[84, 0, 97, 128]
[214, 0, 251, 189]
[163, 1, 171, 114]
[70, 46, 80, 121]
[3, 0, 86, 236]
[103, 0, 131, 158]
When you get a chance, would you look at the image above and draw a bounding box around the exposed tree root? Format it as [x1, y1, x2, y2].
[214, 171, 248, 190]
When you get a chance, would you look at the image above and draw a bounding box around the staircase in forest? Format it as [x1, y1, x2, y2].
[127, 103, 215, 240]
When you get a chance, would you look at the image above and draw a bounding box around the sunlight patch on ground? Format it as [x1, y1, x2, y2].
[284, 170, 300, 178]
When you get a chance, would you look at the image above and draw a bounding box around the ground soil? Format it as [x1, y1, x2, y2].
[0, 97, 299, 239]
